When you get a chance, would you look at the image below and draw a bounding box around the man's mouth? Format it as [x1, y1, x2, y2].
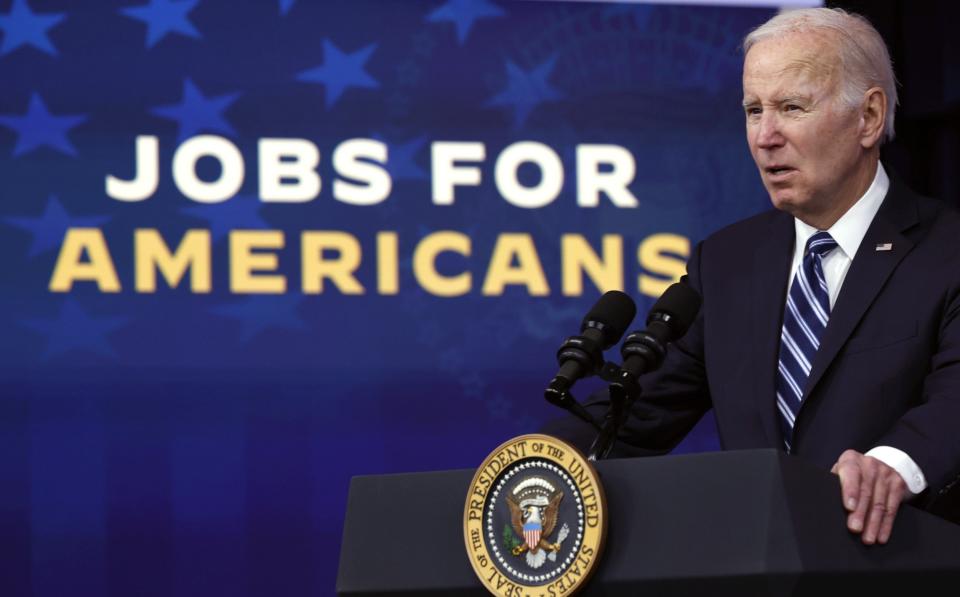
[765, 166, 796, 179]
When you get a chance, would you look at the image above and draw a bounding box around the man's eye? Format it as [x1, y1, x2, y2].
[785, 104, 802, 112]
[745, 107, 761, 116]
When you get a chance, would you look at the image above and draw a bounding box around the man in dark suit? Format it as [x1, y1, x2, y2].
[548, 8, 960, 544]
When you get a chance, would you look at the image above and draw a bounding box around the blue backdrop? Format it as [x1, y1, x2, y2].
[0, 0, 785, 594]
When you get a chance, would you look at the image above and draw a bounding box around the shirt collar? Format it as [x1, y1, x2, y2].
[794, 162, 890, 259]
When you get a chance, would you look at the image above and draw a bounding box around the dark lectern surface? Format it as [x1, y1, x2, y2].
[337, 449, 960, 596]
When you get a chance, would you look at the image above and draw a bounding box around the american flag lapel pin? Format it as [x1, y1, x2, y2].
[875, 242, 893, 251]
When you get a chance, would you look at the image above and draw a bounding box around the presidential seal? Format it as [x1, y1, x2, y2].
[463, 434, 607, 596]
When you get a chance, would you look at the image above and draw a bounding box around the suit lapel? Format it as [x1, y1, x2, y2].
[752, 212, 795, 448]
[801, 184, 919, 404]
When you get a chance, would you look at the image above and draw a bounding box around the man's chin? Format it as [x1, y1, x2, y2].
[768, 192, 805, 216]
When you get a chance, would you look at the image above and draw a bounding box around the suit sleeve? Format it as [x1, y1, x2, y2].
[876, 280, 960, 511]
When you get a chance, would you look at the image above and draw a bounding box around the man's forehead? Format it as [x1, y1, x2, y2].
[743, 33, 839, 96]
[742, 68, 825, 102]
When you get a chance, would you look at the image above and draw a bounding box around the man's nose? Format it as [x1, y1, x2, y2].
[755, 112, 785, 149]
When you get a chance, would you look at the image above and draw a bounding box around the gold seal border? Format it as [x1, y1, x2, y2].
[463, 433, 608, 597]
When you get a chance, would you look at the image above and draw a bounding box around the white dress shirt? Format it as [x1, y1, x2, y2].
[786, 163, 927, 495]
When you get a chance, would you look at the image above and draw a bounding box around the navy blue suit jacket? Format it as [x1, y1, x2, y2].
[547, 173, 960, 520]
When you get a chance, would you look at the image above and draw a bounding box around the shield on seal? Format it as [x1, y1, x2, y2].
[523, 521, 542, 551]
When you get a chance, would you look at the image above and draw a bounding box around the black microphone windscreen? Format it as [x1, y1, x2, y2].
[582, 290, 637, 348]
[647, 282, 701, 335]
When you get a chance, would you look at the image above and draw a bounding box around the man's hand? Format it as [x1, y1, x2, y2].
[831, 449, 908, 545]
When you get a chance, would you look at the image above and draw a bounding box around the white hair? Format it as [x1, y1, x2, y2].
[743, 8, 898, 143]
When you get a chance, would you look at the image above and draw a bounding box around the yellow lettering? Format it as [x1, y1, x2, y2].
[413, 231, 471, 297]
[301, 231, 364, 294]
[134, 228, 211, 292]
[230, 230, 286, 293]
[482, 233, 548, 296]
[638, 233, 689, 297]
[561, 234, 623, 296]
[376, 231, 398, 295]
[49, 228, 121, 292]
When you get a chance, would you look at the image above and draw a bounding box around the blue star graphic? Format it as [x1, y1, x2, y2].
[0, 0, 65, 56]
[212, 295, 305, 342]
[297, 40, 379, 109]
[152, 78, 240, 141]
[486, 55, 563, 128]
[461, 371, 486, 400]
[180, 195, 268, 243]
[426, 0, 504, 45]
[278, 0, 295, 16]
[4, 196, 109, 257]
[23, 299, 128, 360]
[372, 134, 427, 181]
[485, 392, 511, 419]
[0, 93, 86, 156]
[120, 0, 200, 49]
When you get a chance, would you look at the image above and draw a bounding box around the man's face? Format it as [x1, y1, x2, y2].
[742, 32, 865, 223]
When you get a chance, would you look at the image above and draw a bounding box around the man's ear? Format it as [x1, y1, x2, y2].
[860, 87, 888, 149]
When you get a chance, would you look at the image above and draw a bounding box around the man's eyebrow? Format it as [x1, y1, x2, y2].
[740, 93, 813, 108]
[778, 93, 813, 104]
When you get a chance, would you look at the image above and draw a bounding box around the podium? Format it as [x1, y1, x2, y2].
[336, 449, 960, 595]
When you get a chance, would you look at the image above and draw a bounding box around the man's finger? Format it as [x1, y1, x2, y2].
[863, 470, 890, 544]
[835, 459, 861, 512]
[848, 463, 876, 534]
[878, 479, 905, 544]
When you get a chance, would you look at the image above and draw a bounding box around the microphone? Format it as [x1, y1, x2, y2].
[545, 290, 636, 425]
[585, 282, 701, 461]
[618, 282, 701, 380]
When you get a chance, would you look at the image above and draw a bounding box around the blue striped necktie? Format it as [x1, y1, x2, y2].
[776, 231, 838, 452]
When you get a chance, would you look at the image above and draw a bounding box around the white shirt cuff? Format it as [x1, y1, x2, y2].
[866, 445, 928, 496]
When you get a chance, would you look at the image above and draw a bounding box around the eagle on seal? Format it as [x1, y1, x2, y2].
[506, 477, 564, 568]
